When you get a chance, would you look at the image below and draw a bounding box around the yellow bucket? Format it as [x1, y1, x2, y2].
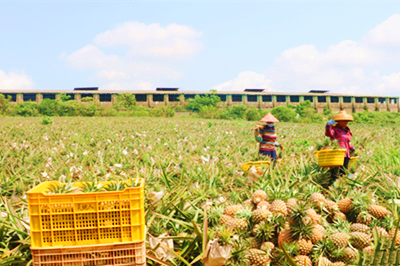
[348, 156, 359, 168]
[242, 161, 271, 172]
[314, 149, 346, 168]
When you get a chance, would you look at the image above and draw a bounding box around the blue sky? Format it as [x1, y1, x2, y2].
[1, 1, 400, 96]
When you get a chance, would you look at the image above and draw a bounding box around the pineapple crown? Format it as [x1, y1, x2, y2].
[215, 225, 234, 246]
[289, 222, 314, 241]
[325, 219, 351, 235]
[236, 206, 253, 221]
[287, 202, 310, 226]
[253, 221, 275, 243]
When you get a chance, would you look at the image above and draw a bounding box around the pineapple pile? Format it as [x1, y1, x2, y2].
[209, 187, 396, 266]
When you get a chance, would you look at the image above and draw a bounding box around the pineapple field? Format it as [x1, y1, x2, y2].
[1, 117, 400, 266]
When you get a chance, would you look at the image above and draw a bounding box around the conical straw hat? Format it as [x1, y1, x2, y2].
[259, 113, 280, 123]
[333, 110, 354, 122]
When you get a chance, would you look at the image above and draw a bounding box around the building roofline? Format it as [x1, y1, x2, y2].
[0, 89, 397, 98]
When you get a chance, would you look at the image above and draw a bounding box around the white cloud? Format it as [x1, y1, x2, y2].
[214, 14, 400, 95]
[366, 14, 400, 46]
[61, 22, 202, 90]
[212, 71, 273, 91]
[94, 22, 202, 58]
[0, 70, 33, 90]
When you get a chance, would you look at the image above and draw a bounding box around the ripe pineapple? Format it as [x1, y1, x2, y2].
[243, 199, 256, 210]
[350, 223, 371, 234]
[331, 212, 347, 222]
[311, 224, 325, 244]
[337, 197, 352, 214]
[356, 211, 372, 225]
[257, 200, 271, 210]
[350, 232, 371, 249]
[389, 228, 400, 246]
[252, 206, 271, 224]
[316, 257, 332, 266]
[342, 246, 358, 263]
[324, 199, 338, 214]
[271, 199, 288, 216]
[306, 208, 322, 224]
[247, 248, 270, 266]
[220, 214, 233, 226]
[278, 229, 294, 248]
[224, 204, 243, 217]
[293, 255, 312, 266]
[309, 193, 326, 209]
[368, 204, 390, 219]
[296, 238, 313, 255]
[374, 226, 389, 238]
[260, 241, 274, 254]
[363, 245, 374, 254]
[328, 232, 350, 248]
[230, 218, 248, 231]
[331, 262, 345, 266]
[252, 190, 267, 205]
[286, 198, 298, 213]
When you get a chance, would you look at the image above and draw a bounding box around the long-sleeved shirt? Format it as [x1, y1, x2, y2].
[325, 124, 354, 158]
[256, 125, 278, 151]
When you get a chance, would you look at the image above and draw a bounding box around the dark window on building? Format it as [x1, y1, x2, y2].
[168, 94, 180, 102]
[343, 96, 352, 103]
[99, 94, 112, 102]
[81, 93, 93, 98]
[379, 97, 386, 103]
[355, 97, 363, 103]
[304, 96, 313, 102]
[290, 96, 299, 102]
[184, 94, 196, 100]
[262, 95, 272, 102]
[330, 96, 339, 103]
[216, 94, 227, 101]
[23, 93, 36, 101]
[390, 98, 398, 104]
[135, 94, 147, 102]
[318, 96, 326, 103]
[247, 95, 258, 102]
[277, 95, 287, 102]
[2, 93, 17, 102]
[66, 93, 75, 101]
[232, 95, 243, 102]
[42, 93, 57, 100]
[153, 94, 164, 102]
[367, 98, 375, 104]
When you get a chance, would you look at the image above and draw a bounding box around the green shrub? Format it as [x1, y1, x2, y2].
[186, 94, 221, 112]
[13, 102, 39, 117]
[0, 94, 10, 115]
[245, 106, 261, 121]
[40, 116, 53, 125]
[81, 96, 93, 102]
[38, 99, 60, 116]
[114, 93, 136, 110]
[271, 106, 297, 122]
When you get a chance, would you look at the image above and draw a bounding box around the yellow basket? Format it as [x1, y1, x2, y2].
[242, 161, 271, 172]
[348, 156, 359, 168]
[27, 179, 145, 248]
[314, 149, 346, 168]
[31, 241, 146, 266]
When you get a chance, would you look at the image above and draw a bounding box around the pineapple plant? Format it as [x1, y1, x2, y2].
[246, 248, 271, 266]
[252, 220, 275, 243]
[350, 232, 371, 249]
[252, 206, 271, 224]
[224, 204, 243, 217]
[81, 182, 104, 193]
[271, 199, 288, 216]
[337, 197, 353, 214]
[350, 223, 370, 234]
[47, 182, 78, 194]
[367, 204, 391, 219]
[294, 255, 312, 266]
[252, 190, 267, 205]
[327, 233, 349, 248]
[296, 238, 313, 255]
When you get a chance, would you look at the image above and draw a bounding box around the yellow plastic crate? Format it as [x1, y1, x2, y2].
[349, 156, 359, 168]
[242, 161, 271, 172]
[314, 149, 346, 168]
[31, 241, 146, 266]
[27, 179, 145, 248]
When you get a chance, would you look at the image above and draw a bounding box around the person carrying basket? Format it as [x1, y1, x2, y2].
[325, 110, 355, 184]
[253, 113, 283, 162]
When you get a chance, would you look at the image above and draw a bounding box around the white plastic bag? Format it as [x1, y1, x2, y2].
[149, 233, 175, 261]
[201, 239, 232, 266]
